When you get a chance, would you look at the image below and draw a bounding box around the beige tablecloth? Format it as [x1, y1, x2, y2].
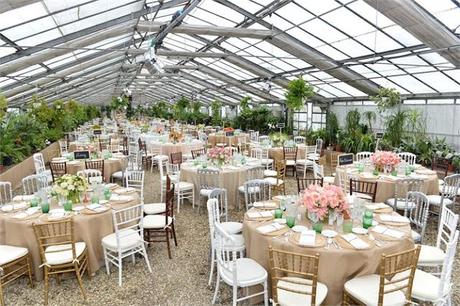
[0, 193, 139, 280]
[64, 158, 125, 182]
[180, 161, 263, 209]
[243, 206, 414, 305]
[335, 165, 439, 203]
[266, 145, 307, 161]
[147, 141, 204, 156]
[208, 133, 248, 147]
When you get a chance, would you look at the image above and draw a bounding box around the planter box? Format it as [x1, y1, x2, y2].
[0, 142, 60, 190]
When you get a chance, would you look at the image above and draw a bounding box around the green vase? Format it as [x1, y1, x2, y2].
[313, 221, 323, 233]
[67, 192, 80, 205]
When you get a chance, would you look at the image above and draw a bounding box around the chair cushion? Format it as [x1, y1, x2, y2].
[411, 269, 449, 302]
[323, 176, 335, 185]
[200, 189, 214, 197]
[385, 199, 416, 210]
[102, 229, 143, 251]
[438, 179, 445, 186]
[221, 221, 243, 234]
[153, 155, 168, 161]
[215, 234, 245, 250]
[44, 242, 86, 265]
[411, 230, 421, 243]
[238, 186, 260, 193]
[353, 192, 373, 201]
[264, 177, 284, 186]
[260, 158, 273, 165]
[0, 245, 28, 266]
[220, 257, 267, 287]
[144, 203, 166, 215]
[285, 160, 296, 166]
[344, 274, 407, 306]
[295, 159, 314, 166]
[263, 170, 277, 177]
[418, 245, 445, 266]
[111, 171, 124, 179]
[277, 277, 328, 306]
[143, 215, 173, 229]
[161, 175, 178, 183]
[426, 195, 453, 206]
[175, 181, 194, 190]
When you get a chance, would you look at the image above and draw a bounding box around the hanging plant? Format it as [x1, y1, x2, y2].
[284, 77, 315, 133]
[210, 100, 222, 126]
[371, 88, 401, 112]
[0, 95, 7, 121]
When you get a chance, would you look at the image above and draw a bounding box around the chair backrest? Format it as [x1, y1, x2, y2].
[125, 170, 145, 202]
[111, 204, 144, 252]
[274, 160, 286, 183]
[170, 151, 183, 165]
[33, 219, 78, 265]
[99, 137, 109, 151]
[0, 181, 13, 205]
[50, 161, 67, 182]
[244, 179, 271, 210]
[438, 230, 459, 300]
[406, 192, 430, 243]
[77, 169, 103, 184]
[315, 138, 323, 153]
[207, 198, 220, 242]
[250, 147, 262, 159]
[336, 168, 350, 194]
[297, 177, 323, 193]
[191, 148, 206, 159]
[197, 168, 220, 190]
[22, 174, 48, 195]
[393, 178, 423, 203]
[269, 247, 321, 306]
[214, 223, 238, 283]
[283, 146, 298, 161]
[246, 165, 264, 181]
[432, 156, 449, 179]
[376, 246, 420, 306]
[59, 139, 68, 156]
[209, 188, 228, 222]
[85, 159, 105, 179]
[250, 131, 259, 142]
[164, 176, 175, 219]
[294, 136, 306, 144]
[349, 178, 378, 202]
[305, 145, 317, 157]
[33, 153, 46, 174]
[398, 152, 416, 165]
[312, 162, 325, 179]
[441, 174, 460, 200]
[258, 135, 269, 143]
[436, 206, 459, 252]
[356, 151, 373, 162]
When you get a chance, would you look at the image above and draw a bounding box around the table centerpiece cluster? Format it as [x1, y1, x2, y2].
[370, 150, 401, 174]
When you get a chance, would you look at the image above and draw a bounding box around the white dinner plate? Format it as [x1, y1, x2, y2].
[352, 227, 368, 235]
[322, 229, 338, 238]
[274, 218, 286, 224]
[292, 225, 308, 233]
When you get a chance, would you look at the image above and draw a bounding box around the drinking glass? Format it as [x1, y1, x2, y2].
[274, 208, 283, 219]
[41, 202, 50, 214]
[64, 200, 73, 212]
[286, 216, 295, 228]
[342, 219, 353, 233]
[30, 197, 39, 207]
[91, 195, 99, 204]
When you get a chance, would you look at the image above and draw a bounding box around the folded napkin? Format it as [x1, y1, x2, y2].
[365, 203, 389, 210]
[12, 195, 34, 202]
[299, 230, 316, 246]
[409, 173, 428, 179]
[253, 201, 278, 209]
[2, 202, 29, 212]
[247, 211, 274, 219]
[25, 207, 40, 215]
[341, 233, 369, 249]
[372, 225, 405, 239]
[379, 214, 410, 223]
[1, 205, 13, 212]
[87, 203, 102, 210]
[13, 212, 29, 219]
[257, 223, 285, 234]
[48, 212, 65, 220]
[110, 195, 132, 202]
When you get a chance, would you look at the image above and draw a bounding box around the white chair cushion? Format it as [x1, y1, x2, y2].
[344, 274, 407, 306]
[264, 177, 284, 186]
[161, 174, 178, 183]
[411, 230, 421, 243]
[200, 189, 214, 197]
[221, 221, 243, 234]
[220, 257, 267, 287]
[285, 160, 296, 166]
[144, 203, 166, 215]
[238, 185, 260, 193]
[111, 171, 124, 179]
[352, 192, 373, 201]
[277, 276, 328, 306]
[153, 155, 169, 161]
[411, 269, 449, 302]
[0, 245, 28, 266]
[143, 215, 173, 229]
[323, 176, 335, 185]
[426, 195, 453, 206]
[263, 170, 277, 177]
[175, 181, 194, 190]
[438, 179, 445, 186]
[418, 245, 445, 266]
[215, 234, 245, 250]
[102, 229, 143, 251]
[260, 158, 273, 165]
[385, 199, 416, 210]
[44, 242, 86, 265]
[295, 159, 314, 166]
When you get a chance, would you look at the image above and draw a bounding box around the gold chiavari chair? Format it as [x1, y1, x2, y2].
[265, 160, 286, 195]
[33, 219, 89, 305]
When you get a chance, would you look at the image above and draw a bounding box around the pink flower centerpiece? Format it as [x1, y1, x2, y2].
[207, 147, 232, 167]
[300, 184, 350, 224]
[370, 151, 400, 173]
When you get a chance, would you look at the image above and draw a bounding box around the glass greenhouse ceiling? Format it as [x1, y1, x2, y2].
[0, 0, 459, 107]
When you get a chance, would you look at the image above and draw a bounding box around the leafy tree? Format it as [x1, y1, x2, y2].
[210, 100, 222, 126]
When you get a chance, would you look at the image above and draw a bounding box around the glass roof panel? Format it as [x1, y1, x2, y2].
[296, 0, 341, 16]
[300, 19, 348, 44]
[415, 72, 460, 92]
[388, 75, 436, 93]
[0, 3, 47, 30]
[322, 7, 375, 36]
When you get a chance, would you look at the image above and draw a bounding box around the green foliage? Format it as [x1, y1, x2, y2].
[371, 87, 401, 112]
[109, 96, 129, 112]
[210, 100, 222, 126]
[0, 95, 7, 121]
[284, 77, 315, 133]
[233, 106, 278, 134]
[325, 111, 339, 146]
[363, 111, 376, 132]
[239, 96, 251, 112]
[172, 97, 191, 122]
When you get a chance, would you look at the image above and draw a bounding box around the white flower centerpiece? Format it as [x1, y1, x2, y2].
[52, 174, 89, 206]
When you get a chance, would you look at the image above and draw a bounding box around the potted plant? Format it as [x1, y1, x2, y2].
[284, 77, 315, 133]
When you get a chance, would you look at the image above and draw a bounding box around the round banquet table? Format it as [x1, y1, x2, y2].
[258, 144, 307, 161]
[243, 204, 414, 305]
[146, 140, 204, 156]
[335, 164, 440, 203]
[208, 133, 248, 147]
[54, 157, 126, 182]
[180, 159, 263, 208]
[0, 191, 140, 280]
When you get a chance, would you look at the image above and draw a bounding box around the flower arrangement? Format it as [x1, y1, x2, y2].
[52, 174, 89, 204]
[169, 128, 183, 143]
[223, 127, 234, 132]
[207, 147, 232, 166]
[370, 151, 400, 172]
[269, 132, 289, 147]
[300, 184, 350, 222]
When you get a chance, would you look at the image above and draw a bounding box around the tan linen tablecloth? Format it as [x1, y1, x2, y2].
[266, 145, 307, 161]
[64, 158, 125, 182]
[243, 206, 414, 305]
[180, 162, 263, 209]
[208, 133, 248, 147]
[0, 193, 139, 280]
[146, 141, 204, 156]
[335, 165, 440, 203]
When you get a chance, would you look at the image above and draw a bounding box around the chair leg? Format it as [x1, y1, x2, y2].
[26, 256, 34, 288]
[212, 272, 221, 305]
[44, 267, 49, 306]
[232, 284, 238, 306]
[0, 282, 4, 306]
[172, 223, 178, 246]
[263, 280, 268, 306]
[142, 244, 152, 273]
[118, 255, 123, 287]
[75, 265, 87, 300]
[131, 254, 135, 264]
[166, 229, 172, 259]
[208, 246, 215, 286]
[103, 248, 110, 275]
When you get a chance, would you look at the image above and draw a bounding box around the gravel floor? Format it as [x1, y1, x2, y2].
[3, 170, 459, 306]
